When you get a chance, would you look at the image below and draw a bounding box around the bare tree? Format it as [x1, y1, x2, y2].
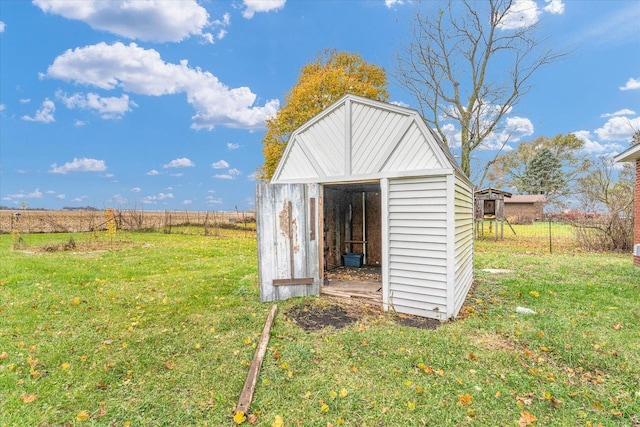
[574, 157, 634, 251]
[396, 0, 564, 177]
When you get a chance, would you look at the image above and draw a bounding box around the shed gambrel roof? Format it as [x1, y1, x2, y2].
[271, 94, 466, 184]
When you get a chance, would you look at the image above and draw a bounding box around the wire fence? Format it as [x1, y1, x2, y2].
[474, 219, 576, 253]
[475, 214, 634, 254]
[1, 209, 256, 237]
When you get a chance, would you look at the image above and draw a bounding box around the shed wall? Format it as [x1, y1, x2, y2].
[388, 176, 448, 319]
[453, 177, 475, 315]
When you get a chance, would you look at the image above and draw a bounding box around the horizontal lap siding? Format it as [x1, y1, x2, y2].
[389, 176, 448, 318]
[453, 178, 474, 316]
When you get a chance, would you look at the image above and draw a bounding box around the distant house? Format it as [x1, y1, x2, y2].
[614, 144, 640, 267]
[504, 194, 546, 223]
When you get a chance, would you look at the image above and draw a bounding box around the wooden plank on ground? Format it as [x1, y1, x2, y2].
[235, 304, 278, 416]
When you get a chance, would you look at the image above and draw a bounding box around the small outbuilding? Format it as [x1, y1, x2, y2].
[256, 95, 474, 319]
[614, 144, 640, 267]
[504, 194, 546, 223]
[474, 188, 512, 221]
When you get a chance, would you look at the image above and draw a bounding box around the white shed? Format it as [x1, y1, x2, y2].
[256, 95, 474, 320]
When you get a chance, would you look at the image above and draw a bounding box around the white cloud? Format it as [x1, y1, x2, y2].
[499, 0, 541, 30]
[56, 194, 66, 200]
[0, 21, 5, 32]
[131, 187, 141, 193]
[594, 116, 640, 142]
[22, 99, 55, 123]
[620, 77, 640, 91]
[214, 168, 241, 180]
[211, 160, 230, 169]
[44, 42, 280, 130]
[0, 104, 5, 112]
[480, 116, 534, 150]
[49, 157, 107, 174]
[498, 0, 563, 30]
[74, 119, 87, 127]
[543, 0, 564, 15]
[247, 172, 258, 181]
[573, 130, 624, 155]
[213, 174, 234, 180]
[440, 123, 461, 149]
[56, 91, 137, 119]
[243, 0, 286, 19]
[147, 169, 160, 176]
[601, 109, 636, 118]
[163, 158, 194, 168]
[390, 100, 410, 108]
[3, 189, 44, 200]
[141, 192, 174, 204]
[71, 196, 88, 203]
[206, 196, 223, 205]
[227, 142, 240, 150]
[19, 98, 30, 104]
[385, 0, 405, 8]
[33, 0, 215, 43]
[575, 3, 640, 48]
[182, 200, 193, 205]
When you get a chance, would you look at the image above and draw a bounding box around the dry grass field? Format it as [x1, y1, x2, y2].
[0, 209, 255, 234]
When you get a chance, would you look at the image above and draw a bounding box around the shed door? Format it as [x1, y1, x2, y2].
[256, 183, 321, 302]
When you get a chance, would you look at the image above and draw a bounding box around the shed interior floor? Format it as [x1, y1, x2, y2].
[321, 266, 382, 305]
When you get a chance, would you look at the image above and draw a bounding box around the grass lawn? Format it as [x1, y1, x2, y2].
[1, 230, 638, 426]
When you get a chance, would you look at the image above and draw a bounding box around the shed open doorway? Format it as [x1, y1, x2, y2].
[321, 181, 383, 304]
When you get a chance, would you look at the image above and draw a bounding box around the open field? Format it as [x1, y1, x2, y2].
[0, 231, 639, 426]
[0, 209, 255, 234]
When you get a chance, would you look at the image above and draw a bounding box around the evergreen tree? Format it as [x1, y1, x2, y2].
[519, 148, 566, 197]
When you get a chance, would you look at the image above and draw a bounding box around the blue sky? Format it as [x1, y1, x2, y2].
[1, 0, 639, 211]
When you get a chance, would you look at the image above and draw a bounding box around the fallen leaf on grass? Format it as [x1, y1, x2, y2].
[233, 411, 247, 424]
[76, 410, 90, 421]
[0, 352, 8, 360]
[21, 394, 38, 403]
[517, 411, 537, 426]
[163, 361, 175, 370]
[271, 415, 284, 427]
[457, 394, 473, 406]
[613, 323, 623, 330]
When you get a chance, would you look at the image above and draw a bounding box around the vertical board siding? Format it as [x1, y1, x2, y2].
[388, 176, 448, 319]
[453, 178, 474, 314]
[257, 183, 320, 302]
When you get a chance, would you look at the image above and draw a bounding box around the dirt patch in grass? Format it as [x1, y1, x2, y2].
[16, 238, 135, 254]
[287, 302, 358, 331]
[287, 299, 442, 331]
[392, 314, 441, 330]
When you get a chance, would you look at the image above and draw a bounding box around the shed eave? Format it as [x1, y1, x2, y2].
[614, 144, 640, 163]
